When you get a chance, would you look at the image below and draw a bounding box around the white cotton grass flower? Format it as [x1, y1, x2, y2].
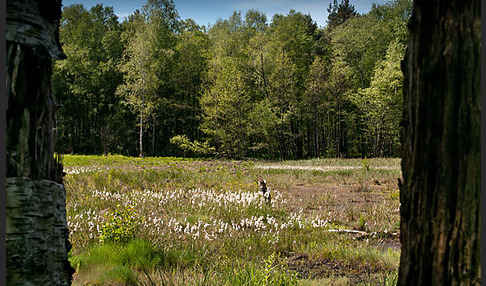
[64, 166, 107, 175]
[67, 185, 332, 244]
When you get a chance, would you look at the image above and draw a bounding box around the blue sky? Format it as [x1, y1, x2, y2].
[62, 0, 389, 28]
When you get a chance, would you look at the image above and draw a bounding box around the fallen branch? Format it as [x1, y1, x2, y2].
[327, 229, 367, 235]
[326, 229, 399, 240]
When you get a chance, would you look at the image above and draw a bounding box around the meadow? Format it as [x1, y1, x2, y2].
[64, 155, 401, 285]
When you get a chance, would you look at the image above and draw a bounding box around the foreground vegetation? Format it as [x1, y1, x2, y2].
[65, 155, 401, 285]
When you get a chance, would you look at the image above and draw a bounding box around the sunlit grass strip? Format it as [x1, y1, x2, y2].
[62, 154, 197, 167]
[254, 165, 399, 171]
[267, 157, 401, 167]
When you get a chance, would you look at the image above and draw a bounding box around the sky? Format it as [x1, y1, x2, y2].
[61, 0, 389, 28]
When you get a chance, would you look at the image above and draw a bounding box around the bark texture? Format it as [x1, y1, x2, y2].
[6, 178, 71, 286]
[398, 0, 481, 285]
[6, 1, 73, 285]
[6, 0, 64, 59]
[6, 42, 63, 181]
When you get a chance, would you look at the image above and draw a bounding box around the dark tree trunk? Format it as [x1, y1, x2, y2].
[6, 0, 74, 285]
[152, 117, 156, 156]
[398, 0, 480, 285]
[139, 111, 143, 157]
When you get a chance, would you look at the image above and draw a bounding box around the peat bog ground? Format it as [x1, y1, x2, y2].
[64, 155, 401, 285]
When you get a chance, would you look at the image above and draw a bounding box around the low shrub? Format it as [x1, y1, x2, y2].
[99, 204, 138, 244]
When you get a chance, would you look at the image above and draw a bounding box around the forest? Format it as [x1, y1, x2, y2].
[52, 0, 411, 159]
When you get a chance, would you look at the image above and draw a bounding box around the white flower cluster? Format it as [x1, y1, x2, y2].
[141, 211, 330, 241]
[310, 217, 328, 228]
[67, 208, 104, 239]
[92, 188, 123, 201]
[68, 187, 329, 243]
[185, 188, 284, 208]
[65, 166, 106, 175]
[90, 187, 286, 210]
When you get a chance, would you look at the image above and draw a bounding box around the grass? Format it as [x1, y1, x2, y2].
[63, 155, 401, 285]
[259, 157, 401, 168]
[62, 154, 197, 166]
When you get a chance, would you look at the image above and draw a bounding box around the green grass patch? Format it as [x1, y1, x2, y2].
[62, 154, 196, 167]
[70, 239, 205, 285]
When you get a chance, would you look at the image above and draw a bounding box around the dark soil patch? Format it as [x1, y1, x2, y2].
[281, 184, 388, 214]
[285, 252, 393, 284]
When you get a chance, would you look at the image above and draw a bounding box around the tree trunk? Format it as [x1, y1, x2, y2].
[152, 117, 156, 156]
[260, 53, 270, 99]
[337, 98, 341, 157]
[6, 0, 74, 285]
[398, 0, 480, 285]
[139, 109, 143, 157]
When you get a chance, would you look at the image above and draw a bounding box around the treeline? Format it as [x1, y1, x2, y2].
[53, 0, 411, 159]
